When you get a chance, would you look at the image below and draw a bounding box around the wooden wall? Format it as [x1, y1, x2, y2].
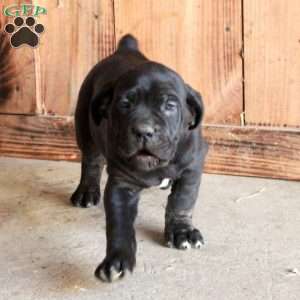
[114, 0, 243, 125]
[0, 0, 299, 180]
[244, 0, 300, 128]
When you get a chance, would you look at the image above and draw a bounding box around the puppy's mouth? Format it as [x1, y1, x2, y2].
[129, 148, 161, 169]
[135, 149, 157, 158]
[133, 149, 160, 161]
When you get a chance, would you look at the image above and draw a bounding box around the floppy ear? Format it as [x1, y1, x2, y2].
[91, 83, 114, 125]
[186, 84, 204, 130]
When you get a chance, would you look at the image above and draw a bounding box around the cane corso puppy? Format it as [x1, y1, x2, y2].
[71, 34, 208, 282]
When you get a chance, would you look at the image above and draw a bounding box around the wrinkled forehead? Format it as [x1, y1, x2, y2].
[115, 64, 186, 98]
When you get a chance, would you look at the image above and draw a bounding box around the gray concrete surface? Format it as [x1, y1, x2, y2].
[0, 157, 299, 300]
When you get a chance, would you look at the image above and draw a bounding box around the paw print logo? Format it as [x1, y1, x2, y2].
[4, 16, 44, 48]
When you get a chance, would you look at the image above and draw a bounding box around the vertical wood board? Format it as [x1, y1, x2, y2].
[244, 0, 300, 128]
[36, 0, 115, 116]
[0, 0, 37, 114]
[114, 0, 243, 125]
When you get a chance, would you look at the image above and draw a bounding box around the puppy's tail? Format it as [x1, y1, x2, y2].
[117, 34, 139, 51]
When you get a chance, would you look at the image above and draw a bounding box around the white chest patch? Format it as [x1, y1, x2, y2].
[159, 178, 171, 189]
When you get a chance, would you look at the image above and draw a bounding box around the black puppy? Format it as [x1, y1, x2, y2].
[71, 34, 208, 282]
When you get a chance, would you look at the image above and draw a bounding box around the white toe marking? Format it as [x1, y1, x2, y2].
[99, 268, 108, 282]
[194, 240, 202, 249]
[179, 240, 191, 250]
[110, 266, 123, 281]
[166, 241, 173, 248]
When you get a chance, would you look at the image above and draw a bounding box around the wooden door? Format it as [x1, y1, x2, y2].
[0, 0, 299, 180]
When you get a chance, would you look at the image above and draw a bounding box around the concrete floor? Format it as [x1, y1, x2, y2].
[0, 157, 299, 300]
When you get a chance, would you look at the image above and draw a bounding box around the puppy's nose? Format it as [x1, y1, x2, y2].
[131, 124, 154, 140]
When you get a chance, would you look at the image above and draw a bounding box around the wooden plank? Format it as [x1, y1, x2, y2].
[204, 126, 300, 180]
[0, 115, 299, 180]
[0, 0, 37, 114]
[36, 0, 115, 116]
[114, 0, 243, 125]
[244, 0, 300, 128]
[0, 115, 78, 161]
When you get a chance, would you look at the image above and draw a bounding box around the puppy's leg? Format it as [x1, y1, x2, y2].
[164, 166, 204, 250]
[95, 177, 140, 282]
[71, 153, 104, 208]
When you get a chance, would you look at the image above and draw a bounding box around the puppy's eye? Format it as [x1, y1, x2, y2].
[119, 93, 136, 109]
[126, 92, 136, 103]
[119, 98, 131, 108]
[159, 94, 178, 111]
[165, 99, 177, 111]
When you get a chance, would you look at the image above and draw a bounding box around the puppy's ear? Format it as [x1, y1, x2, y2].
[186, 84, 204, 130]
[91, 83, 114, 125]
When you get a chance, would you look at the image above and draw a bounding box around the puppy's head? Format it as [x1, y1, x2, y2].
[91, 63, 203, 171]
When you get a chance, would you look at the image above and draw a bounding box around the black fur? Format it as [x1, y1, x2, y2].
[117, 34, 139, 51]
[71, 34, 208, 282]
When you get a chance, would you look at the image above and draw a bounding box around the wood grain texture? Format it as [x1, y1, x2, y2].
[0, 15, 15, 103]
[0, 0, 37, 114]
[0, 115, 78, 161]
[36, 0, 115, 116]
[114, 0, 243, 125]
[244, 0, 300, 128]
[204, 126, 300, 180]
[0, 115, 299, 180]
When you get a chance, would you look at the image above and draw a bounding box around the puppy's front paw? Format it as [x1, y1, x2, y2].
[70, 185, 100, 208]
[165, 225, 204, 250]
[95, 251, 135, 282]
